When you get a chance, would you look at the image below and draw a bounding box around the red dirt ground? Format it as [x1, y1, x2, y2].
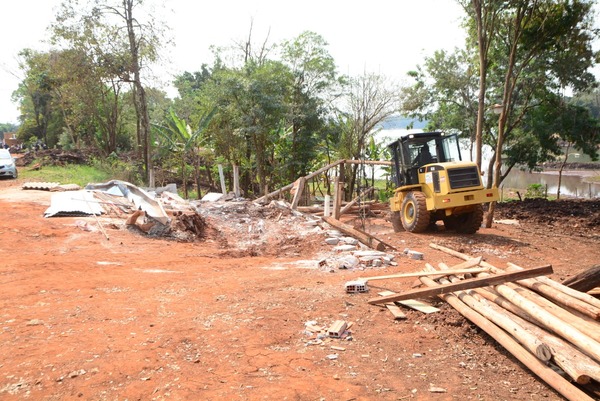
[0, 178, 598, 401]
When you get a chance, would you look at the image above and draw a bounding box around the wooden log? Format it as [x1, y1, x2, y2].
[508, 284, 600, 343]
[340, 159, 393, 166]
[563, 265, 600, 293]
[368, 265, 553, 305]
[417, 275, 594, 401]
[533, 275, 600, 310]
[506, 263, 600, 321]
[431, 263, 551, 362]
[322, 216, 385, 251]
[470, 287, 600, 384]
[492, 281, 600, 363]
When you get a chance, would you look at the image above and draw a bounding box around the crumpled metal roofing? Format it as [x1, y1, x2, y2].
[85, 180, 170, 225]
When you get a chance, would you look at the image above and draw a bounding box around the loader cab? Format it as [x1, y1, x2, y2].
[388, 132, 462, 187]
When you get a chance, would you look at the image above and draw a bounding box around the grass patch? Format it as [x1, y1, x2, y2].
[19, 164, 115, 187]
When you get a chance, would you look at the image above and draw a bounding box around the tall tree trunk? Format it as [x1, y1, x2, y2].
[557, 142, 571, 200]
[474, 0, 486, 169]
[124, 0, 153, 186]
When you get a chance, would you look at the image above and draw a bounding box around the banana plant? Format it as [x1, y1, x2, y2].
[154, 107, 216, 199]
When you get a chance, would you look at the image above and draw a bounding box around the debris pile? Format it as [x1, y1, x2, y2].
[16, 149, 90, 167]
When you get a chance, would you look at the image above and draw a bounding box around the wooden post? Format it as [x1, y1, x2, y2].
[291, 177, 306, 210]
[324, 195, 331, 217]
[218, 164, 227, 195]
[233, 165, 240, 197]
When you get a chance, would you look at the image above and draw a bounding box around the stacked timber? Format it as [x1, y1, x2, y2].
[379, 243, 600, 401]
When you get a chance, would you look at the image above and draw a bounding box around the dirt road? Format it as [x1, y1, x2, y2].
[0, 179, 598, 400]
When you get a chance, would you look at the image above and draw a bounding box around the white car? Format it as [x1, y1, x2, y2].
[0, 149, 18, 179]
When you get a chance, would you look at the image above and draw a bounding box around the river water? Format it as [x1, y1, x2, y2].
[499, 169, 600, 199]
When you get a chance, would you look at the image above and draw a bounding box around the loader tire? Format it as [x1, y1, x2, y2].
[401, 191, 430, 233]
[454, 205, 484, 234]
[391, 211, 404, 232]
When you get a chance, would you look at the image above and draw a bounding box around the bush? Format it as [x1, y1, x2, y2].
[525, 183, 546, 199]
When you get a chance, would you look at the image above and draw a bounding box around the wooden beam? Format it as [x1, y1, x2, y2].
[368, 265, 553, 305]
[254, 160, 344, 204]
[322, 216, 385, 251]
[360, 267, 488, 283]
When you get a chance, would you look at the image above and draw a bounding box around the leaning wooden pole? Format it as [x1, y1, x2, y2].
[322, 216, 385, 251]
[417, 275, 594, 401]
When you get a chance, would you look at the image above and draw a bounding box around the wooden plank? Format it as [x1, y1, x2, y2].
[368, 265, 553, 305]
[340, 187, 374, 215]
[378, 291, 407, 320]
[397, 299, 440, 314]
[378, 291, 440, 316]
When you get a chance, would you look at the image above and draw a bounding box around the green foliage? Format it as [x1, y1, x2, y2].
[19, 163, 117, 187]
[525, 183, 546, 199]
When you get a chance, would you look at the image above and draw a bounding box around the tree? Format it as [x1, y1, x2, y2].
[338, 72, 400, 197]
[483, 0, 598, 226]
[458, 0, 506, 168]
[279, 31, 343, 181]
[53, 0, 166, 185]
[401, 48, 479, 152]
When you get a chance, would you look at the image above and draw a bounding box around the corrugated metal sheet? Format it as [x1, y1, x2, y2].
[44, 191, 104, 218]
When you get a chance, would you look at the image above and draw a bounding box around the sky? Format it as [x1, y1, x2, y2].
[0, 0, 468, 124]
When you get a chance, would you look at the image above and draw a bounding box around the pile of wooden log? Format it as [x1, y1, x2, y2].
[369, 243, 600, 401]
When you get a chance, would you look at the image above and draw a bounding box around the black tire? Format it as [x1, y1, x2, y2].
[401, 191, 430, 233]
[390, 211, 404, 232]
[442, 216, 457, 230]
[454, 205, 484, 234]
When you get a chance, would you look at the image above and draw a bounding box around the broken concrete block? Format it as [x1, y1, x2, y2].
[338, 255, 359, 269]
[372, 259, 383, 267]
[354, 250, 387, 257]
[345, 280, 368, 293]
[341, 237, 359, 245]
[334, 244, 356, 252]
[408, 251, 424, 260]
[327, 320, 348, 338]
[325, 237, 340, 245]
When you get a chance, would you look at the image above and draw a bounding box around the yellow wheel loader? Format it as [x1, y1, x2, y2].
[388, 132, 498, 234]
